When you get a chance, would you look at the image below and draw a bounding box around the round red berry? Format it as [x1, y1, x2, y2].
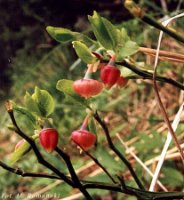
[39, 128, 59, 153]
[100, 65, 120, 89]
[71, 130, 96, 150]
[73, 79, 103, 98]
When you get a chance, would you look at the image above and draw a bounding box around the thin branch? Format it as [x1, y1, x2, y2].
[119, 60, 184, 90]
[124, 0, 184, 44]
[151, 17, 184, 162]
[2, 157, 183, 200]
[5, 101, 74, 187]
[73, 142, 117, 184]
[55, 147, 93, 200]
[0, 161, 60, 180]
[100, 58, 184, 90]
[83, 181, 184, 200]
[93, 111, 145, 190]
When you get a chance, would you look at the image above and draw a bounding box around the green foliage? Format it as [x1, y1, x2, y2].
[46, 26, 95, 46]
[88, 11, 120, 50]
[47, 11, 139, 65]
[13, 104, 37, 129]
[1, 4, 184, 199]
[72, 41, 97, 64]
[32, 87, 55, 117]
[46, 26, 78, 43]
[24, 92, 41, 116]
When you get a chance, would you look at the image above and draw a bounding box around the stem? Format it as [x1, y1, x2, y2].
[124, 0, 184, 44]
[80, 113, 91, 130]
[153, 67, 184, 161]
[55, 147, 93, 200]
[5, 102, 74, 187]
[119, 60, 184, 90]
[1, 158, 184, 199]
[0, 161, 60, 180]
[83, 181, 184, 200]
[142, 15, 184, 44]
[93, 111, 145, 190]
[75, 142, 117, 184]
[99, 59, 184, 90]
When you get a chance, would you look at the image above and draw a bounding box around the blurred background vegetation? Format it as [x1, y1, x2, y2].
[0, 0, 184, 199]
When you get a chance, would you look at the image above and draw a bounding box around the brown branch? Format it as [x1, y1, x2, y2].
[93, 111, 145, 190]
[73, 142, 117, 184]
[55, 147, 93, 200]
[152, 63, 184, 160]
[0, 161, 60, 180]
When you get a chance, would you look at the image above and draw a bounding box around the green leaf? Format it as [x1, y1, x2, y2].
[24, 92, 41, 116]
[72, 41, 97, 64]
[88, 11, 119, 50]
[32, 87, 55, 117]
[117, 40, 139, 60]
[13, 104, 37, 128]
[46, 26, 95, 46]
[46, 26, 77, 43]
[56, 79, 90, 108]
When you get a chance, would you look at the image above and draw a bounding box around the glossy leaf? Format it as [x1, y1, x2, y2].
[117, 40, 139, 60]
[46, 26, 78, 43]
[32, 87, 55, 117]
[24, 92, 41, 116]
[46, 26, 95, 46]
[13, 104, 37, 128]
[88, 11, 119, 50]
[72, 41, 97, 64]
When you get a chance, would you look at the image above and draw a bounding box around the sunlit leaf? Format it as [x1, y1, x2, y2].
[72, 41, 97, 64]
[32, 87, 55, 117]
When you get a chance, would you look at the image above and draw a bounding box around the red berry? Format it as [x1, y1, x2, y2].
[73, 79, 103, 98]
[100, 65, 120, 89]
[116, 76, 128, 88]
[39, 128, 59, 153]
[71, 130, 96, 150]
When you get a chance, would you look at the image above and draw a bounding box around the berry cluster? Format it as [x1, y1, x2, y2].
[18, 56, 127, 154]
[73, 55, 128, 99]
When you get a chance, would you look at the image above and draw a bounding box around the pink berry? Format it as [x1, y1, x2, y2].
[100, 65, 120, 89]
[39, 128, 59, 153]
[73, 79, 103, 98]
[71, 130, 96, 150]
